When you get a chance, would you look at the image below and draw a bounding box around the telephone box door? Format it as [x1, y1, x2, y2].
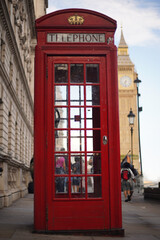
[46, 56, 109, 230]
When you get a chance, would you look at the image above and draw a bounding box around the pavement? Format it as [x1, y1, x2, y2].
[0, 190, 160, 240]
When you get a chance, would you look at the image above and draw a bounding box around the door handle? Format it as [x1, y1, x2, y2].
[103, 135, 108, 145]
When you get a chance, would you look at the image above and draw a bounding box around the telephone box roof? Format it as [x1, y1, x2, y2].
[36, 8, 117, 31]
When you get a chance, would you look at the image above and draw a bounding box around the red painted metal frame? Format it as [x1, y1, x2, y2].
[34, 8, 122, 233]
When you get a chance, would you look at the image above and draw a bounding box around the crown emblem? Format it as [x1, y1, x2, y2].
[68, 14, 84, 25]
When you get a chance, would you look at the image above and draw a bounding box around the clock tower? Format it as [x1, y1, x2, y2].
[118, 28, 140, 172]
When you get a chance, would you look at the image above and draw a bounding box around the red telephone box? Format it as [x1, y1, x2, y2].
[34, 9, 123, 235]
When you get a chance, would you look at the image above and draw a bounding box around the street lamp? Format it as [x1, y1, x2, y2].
[134, 77, 143, 176]
[127, 108, 135, 164]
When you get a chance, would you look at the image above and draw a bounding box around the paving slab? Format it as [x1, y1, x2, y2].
[0, 192, 160, 240]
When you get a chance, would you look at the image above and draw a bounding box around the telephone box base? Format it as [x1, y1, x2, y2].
[34, 228, 125, 237]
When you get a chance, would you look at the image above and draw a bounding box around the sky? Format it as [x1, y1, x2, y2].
[46, 0, 160, 182]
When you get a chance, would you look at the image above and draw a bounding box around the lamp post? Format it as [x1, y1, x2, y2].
[127, 108, 135, 165]
[134, 77, 143, 176]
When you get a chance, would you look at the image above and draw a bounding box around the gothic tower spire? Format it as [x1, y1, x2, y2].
[118, 27, 133, 66]
[118, 26, 128, 48]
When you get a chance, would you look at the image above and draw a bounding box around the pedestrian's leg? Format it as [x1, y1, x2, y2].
[122, 181, 129, 202]
[127, 189, 131, 201]
[124, 190, 129, 202]
[124, 182, 131, 202]
[130, 179, 134, 198]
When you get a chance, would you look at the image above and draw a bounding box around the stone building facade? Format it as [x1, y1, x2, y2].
[0, 0, 47, 208]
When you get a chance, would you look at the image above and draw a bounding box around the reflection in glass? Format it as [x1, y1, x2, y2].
[86, 107, 100, 129]
[86, 130, 93, 152]
[54, 86, 68, 106]
[70, 136, 85, 151]
[70, 130, 85, 151]
[86, 108, 92, 128]
[54, 108, 61, 135]
[54, 107, 68, 128]
[70, 107, 84, 128]
[86, 64, 99, 83]
[88, 176, 102, 197]
[55, 130, 68, 151]
[86, 137, 93, 152]
[70, 86, 84, 106]
[87, 153, 101, 174]
[86, 86, 100, 105]
[71, 64, 84, 83]
[86, 130, 101, 151]
[55, 153, 68, 174]
[55, 177, 68, 193]
[87, 154, 94, 174]
[71, 177, 85, 197]
[55, 64, 68, 83]
[70, 130, 85, 137]
[71, 154, 85, 174]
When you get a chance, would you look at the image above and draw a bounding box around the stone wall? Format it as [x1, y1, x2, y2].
[0, 0, 37, 208]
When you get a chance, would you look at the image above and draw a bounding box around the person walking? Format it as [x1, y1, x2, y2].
[72, 156, 81, 193]
[55, 156, 66, 192]
[121, 162, 136, 202]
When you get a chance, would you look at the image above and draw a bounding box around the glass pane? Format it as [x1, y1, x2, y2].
[70, 135, 85, 151]
[55, 86, 68, 106]
[86, 107, 100, 128]
[55, 153, 68, 174]
[70, 130, 85, 137]
[54, 107, 68, 128]
[88, 176, 102, 197]
[86, 86, 100, 105]
[70, 107, 84, 128]
[71, 177, 85, 197]
[86, 86, 92, 105]
[86, 130, 101, 151]
[70, 64, 84, 83]
[55, 177, 68, 193]
[55, 64, 68, 83]
[86, 64, 99, 83]
[70, 86, 84, 106]
[71, 154, 85, 174]
[86, 107, 92, 128]
[87, 154, 94, 174]
[87, 153, 101, 174]
[55, 130, 68, 151]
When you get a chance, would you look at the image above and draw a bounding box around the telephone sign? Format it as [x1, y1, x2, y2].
[34, 8, 123, 236]
[47, 33, 106, 43]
